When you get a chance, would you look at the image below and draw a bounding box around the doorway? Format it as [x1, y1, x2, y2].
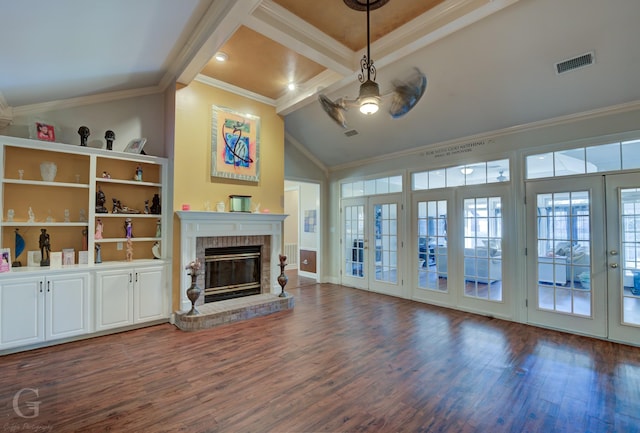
[342, 194, 403, 297]
[284, 180, 320, 282]
[526, 174, 640, 346]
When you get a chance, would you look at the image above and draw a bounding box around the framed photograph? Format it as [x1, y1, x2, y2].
[34, 122, 56, 142]
[0, 248, 11, 272]
[124, 138, 147, 154]
[62, 248, 75, 266]
[211, 105, 260, 182]
[304, 210, 317, 233]
[27, 250, 42, 267]
[50, 252, 62, 269]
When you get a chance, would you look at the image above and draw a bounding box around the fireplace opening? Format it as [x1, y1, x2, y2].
[204, 245, 261, 302]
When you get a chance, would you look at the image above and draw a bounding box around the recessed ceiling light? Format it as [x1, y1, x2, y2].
[214, 52, 228, 62]
[287, 83, 296, 91]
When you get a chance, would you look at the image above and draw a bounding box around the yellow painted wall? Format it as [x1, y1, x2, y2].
[171, 81, 285, 309]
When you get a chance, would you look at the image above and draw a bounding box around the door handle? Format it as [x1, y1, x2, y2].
[610, 263, 619, 268]
[610, 250, 618, 256]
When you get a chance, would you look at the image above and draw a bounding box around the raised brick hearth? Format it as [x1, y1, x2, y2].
[175, 211, 288, 317]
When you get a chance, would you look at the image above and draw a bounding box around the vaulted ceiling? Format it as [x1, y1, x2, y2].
[1, 0, 639, 169]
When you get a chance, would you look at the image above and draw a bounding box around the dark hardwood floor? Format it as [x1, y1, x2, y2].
[1, 276, 639, 432]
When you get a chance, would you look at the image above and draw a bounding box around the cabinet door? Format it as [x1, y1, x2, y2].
[46, 272, 90, 340]
[95, 269, 133, 331]
[0, 276, 44, 349]
[134, 266, 166, 323]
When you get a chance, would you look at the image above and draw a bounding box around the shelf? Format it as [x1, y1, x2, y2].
[97, 178, 161, 187]
[2, 179, 90, 188]
[95, 213, 161, 218]
[2, 222, 89, 227]
[94, 237, 160, 243]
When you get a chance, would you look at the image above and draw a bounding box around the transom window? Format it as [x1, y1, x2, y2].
[412, 159, 509, 191]
[341, 175, 402, 198]
[526, 139, 640, 179]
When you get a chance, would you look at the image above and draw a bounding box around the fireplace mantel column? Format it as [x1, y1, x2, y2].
[176, 211, 287, 312]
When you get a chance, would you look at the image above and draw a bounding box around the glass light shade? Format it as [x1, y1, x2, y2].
[360, 98, 379, 114]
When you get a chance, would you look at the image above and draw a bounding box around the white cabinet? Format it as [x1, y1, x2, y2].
[95, 264, 166, 331]
[0, 135, 171, 353]
[0, 272, 90, 350]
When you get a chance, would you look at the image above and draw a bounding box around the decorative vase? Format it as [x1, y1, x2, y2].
[40, 162, 57, 182]
[186, 274, 201, 315]
[277, 254, 288, 297]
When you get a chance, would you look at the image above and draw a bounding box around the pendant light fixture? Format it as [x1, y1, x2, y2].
[318, 0, 428, 128]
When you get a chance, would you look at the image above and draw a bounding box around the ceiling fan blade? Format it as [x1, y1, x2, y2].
[318, 94, 348, 128]
[388, 69, 427, 119]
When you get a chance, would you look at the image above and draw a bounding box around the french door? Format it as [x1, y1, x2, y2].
[412, 185, 511, 318]
[605, 173, 640, 344]
[341, 195, 403, 297]
[526, 174, 640, 345]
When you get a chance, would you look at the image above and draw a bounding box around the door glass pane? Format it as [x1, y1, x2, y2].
[417, 199, 448, 292]
[374, 204, 397, 283]
[619, 188, 640, 325]
[462, 197, 502, 301]
[344, 205, 364, 278]
[535, 191, 592, 317]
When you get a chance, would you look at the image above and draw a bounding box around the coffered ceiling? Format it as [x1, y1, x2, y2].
[1, 0, 640, 169]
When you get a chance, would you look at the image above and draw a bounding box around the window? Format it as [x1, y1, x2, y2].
[412, 159, 509, 191]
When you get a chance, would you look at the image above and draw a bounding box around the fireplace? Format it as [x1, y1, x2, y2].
[204, 245, 262, 302]
[176, 211, 287, 312]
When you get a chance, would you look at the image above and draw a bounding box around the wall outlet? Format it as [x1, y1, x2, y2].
[117, 242, 123, 251]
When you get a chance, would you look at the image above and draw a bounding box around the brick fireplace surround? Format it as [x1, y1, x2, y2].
[176, 211, 287, 312]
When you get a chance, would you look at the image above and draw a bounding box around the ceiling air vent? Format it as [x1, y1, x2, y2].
[555, 51, 594, 75]
[344, 129, 358, 137]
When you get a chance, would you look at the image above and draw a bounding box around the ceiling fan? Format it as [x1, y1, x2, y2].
[318, 0, 427, 129]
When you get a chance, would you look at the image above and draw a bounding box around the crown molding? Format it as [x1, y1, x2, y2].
[194, 74, 276, 106]
[329, 99, 640, 172]
[175, 0, 261, 86]
[285, 131, 329, 178]
[12, 86, 162, 117]
[247, 0, 354, 75]
[276, 69, 345, 116]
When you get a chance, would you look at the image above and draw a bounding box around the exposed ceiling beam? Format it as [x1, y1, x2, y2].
[175, 0, 262, 86]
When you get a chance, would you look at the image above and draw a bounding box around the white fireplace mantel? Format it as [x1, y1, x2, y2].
[176, 211, 287, 311]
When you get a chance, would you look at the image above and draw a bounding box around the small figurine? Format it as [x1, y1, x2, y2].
[7, 209, 14, 222]
[39, 228, 51, 266]
[150, 194, 161, 214]
[79, 208, 87, 222]
[95, 244, 102, 264]
[105, 130, 115, 151]
[135, 165, 143, 181]
[155, 219, 161, 238]
[27, 207, 35, 223]
[124, 218, 133, 239]
[46, 210, 53, 223]
[102, 171, 111, 179]
[18, 169, 24, 180]
[64, 209, 70, 223]
[78, 126, 90, 146]
[112, 198, 140, 214]
[144, 200, 150, 214]
[95, 218, 103, 239]
[96, 187, 108, 213]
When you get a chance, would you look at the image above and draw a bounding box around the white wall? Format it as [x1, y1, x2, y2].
[2, 93, 167, 157]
